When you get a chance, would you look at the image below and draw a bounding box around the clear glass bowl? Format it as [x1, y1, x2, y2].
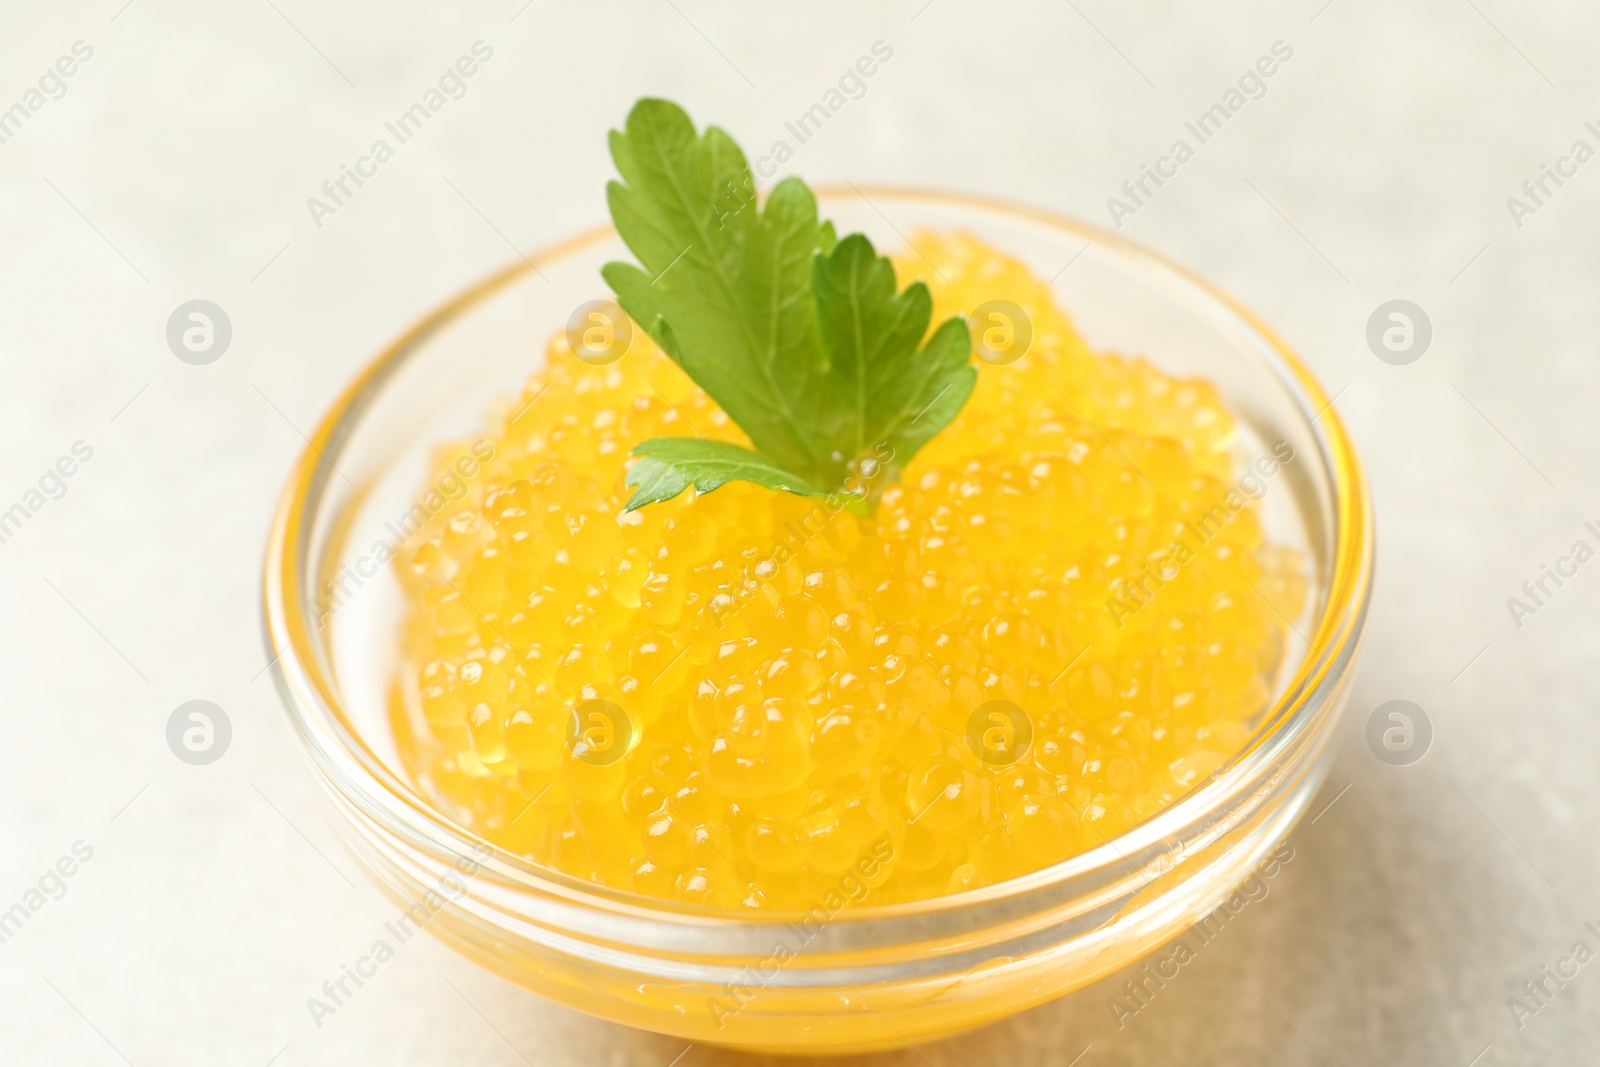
[262, 188, 1373, 1055]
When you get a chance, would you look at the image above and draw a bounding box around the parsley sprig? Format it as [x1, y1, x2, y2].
[601, 98, 975, 511]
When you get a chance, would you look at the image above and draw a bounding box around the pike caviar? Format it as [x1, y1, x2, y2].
[389, 232, 1308, 909]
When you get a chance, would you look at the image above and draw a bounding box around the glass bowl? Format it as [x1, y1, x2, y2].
[262, 187, 1373, 1055]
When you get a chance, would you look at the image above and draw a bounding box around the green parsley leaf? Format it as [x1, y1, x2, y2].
[622, 438, 828, 512]
[601, 98, 975, 509]
[601, 99, 839, 483]
[810, 232, 977, 477]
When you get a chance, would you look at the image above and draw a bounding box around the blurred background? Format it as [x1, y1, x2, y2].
[3, 0, 1597, 1063]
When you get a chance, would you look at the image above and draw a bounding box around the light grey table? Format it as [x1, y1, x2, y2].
[3, 1, 1595, 1064]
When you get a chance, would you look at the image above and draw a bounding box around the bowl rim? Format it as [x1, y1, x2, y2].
[261, 184, 1374, 925]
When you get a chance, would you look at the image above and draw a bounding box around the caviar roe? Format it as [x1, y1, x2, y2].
[389, 231, 1309, 909]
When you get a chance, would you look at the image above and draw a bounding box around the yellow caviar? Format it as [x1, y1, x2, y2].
[389, 232, 1308, 909]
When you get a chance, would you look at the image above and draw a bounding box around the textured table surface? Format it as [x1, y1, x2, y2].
[3, 1, 1598, 1064]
